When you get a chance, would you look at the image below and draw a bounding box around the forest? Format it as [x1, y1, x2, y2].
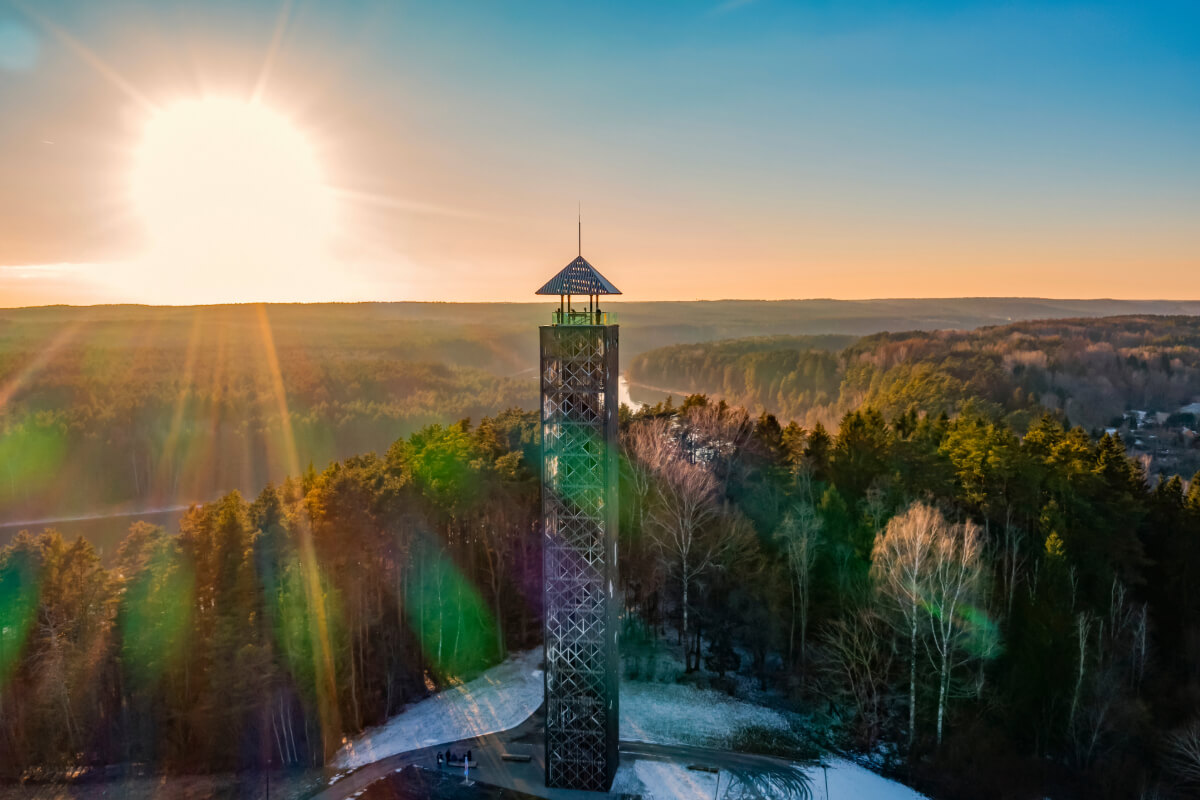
[0, 305, 537, 522]
[0, 408, 544, 776]
[3, 393, 1200, 798]
[627, 315, 1200, 435]
[6, 301, 1200, 525]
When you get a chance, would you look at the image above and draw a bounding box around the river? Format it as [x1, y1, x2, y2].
[0, 505, 194, 561]
[618, 374, 643, 410]
[619, 374, 675, 411]
[3, 376, 668, 560]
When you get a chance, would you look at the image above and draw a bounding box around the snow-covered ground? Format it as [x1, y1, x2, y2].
[620, 681, 792, 747]
[609, 760, 720, 799]
[333, 648, 543, 770]
[609, 757, 927, 800]
[334, 648, 925, 799]
[814, 758, 928, 800]
[620, 680, 927, 800]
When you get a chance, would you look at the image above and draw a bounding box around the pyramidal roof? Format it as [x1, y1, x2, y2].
[535, 256, 622, 296]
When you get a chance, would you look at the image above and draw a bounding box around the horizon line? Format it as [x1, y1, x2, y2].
[6, 295, 1200, 311]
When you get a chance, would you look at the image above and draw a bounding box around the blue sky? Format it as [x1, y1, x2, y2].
[0, 0, 1197, 303]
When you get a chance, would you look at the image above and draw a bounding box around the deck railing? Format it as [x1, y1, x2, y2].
[551, 310, 617, 326]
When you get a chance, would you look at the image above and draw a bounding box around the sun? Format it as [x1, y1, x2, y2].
[129, 97, 337, 302]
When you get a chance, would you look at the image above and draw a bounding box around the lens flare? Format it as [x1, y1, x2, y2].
[405, 539, 496, 679]
[0, 546, 39, 691]
[120, 547, 194, 687]
[129, 97, 336, 303]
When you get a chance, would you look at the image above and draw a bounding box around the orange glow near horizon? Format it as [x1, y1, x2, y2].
[2, 3, 1198, 307]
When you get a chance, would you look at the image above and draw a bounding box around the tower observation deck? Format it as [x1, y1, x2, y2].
[536, 244, 621, 791]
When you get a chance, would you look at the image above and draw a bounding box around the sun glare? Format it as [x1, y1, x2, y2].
[129, 97, 337, 302]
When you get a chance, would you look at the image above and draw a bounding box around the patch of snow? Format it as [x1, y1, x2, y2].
[621, 680, 928, 799]
[617, 757, 925, 800]
[620, 680, 791, 747]
[808, 758, 928, 800]
[633, 760, 717, 799]
[617, 758, 926, 800]
[334, 653, 926, 799]
[608, 761, 647, 796]
[333, 648, 543, 770]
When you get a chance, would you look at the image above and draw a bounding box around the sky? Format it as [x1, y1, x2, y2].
[0, 0, 1197, 305]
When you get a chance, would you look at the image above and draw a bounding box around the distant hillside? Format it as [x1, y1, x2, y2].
[5, 300, 1200, 522]
[9, 297, 1200, 371]
[625, 334, 854, 411]
[627, 315, 1200, 432]
[0, 305, 537, 521]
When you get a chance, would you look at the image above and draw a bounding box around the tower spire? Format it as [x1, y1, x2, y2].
[578, 202, 581, 257]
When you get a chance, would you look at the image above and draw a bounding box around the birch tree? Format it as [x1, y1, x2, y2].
[871, 502, 940, 751]
[872, 502, 990, 748]
[776, 502, 822, 668]
[1069, 611, 1093, 743]
[923, 515, 989, 746]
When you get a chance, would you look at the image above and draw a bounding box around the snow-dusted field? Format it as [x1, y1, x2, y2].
[610, 757, 927, 800]
[813, 757, 928, 800]
[610, 760, 720, 799]
[333, 648, 543, 770]
[620, 680, 792, 747]
[333, 648, 925, 799]
[620, 680, 927, 800]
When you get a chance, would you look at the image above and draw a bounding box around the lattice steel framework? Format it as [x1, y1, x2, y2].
[541, 323, 620, 792]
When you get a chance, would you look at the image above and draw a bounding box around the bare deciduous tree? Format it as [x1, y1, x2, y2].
[872, 501, 990, 748]
[650, 452, 720, 651]
[681, 401, 753, 489]
[924, 515, 989, 746]
[818, 608, 894, 747]
[623, 418, 675, 529]
[1164, 721, 1200, 787]
[626, 416, 752, 669]
[871, 502, 940, 751]
[1070, 610, 1093, 742]
[1069, 576, 1151, 768]
[776, 503, 822, 668]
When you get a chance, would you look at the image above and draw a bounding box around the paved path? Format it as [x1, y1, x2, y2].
[314, 709, 818, 800]
[621, 740, 803, 774]
[312, 711, 543, 800]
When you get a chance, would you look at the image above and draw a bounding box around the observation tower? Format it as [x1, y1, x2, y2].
[536, 228, 621, 791]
